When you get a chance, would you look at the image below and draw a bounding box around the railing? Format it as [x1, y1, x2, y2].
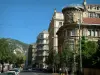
[37, 48, 49, 50]
[37, 53, 49, 56]
[37, 42, 48, 45]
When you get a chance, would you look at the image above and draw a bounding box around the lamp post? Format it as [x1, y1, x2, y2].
[78, 9, 82, 75]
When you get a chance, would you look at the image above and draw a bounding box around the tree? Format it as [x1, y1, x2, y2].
[92, 40, 100, 68]
[15, 50, 25, 67]
[45, 50, 60, 72]
[60, 47, 73, 72]
[0, 38, 10, 62]
[79, 36, 98, 68]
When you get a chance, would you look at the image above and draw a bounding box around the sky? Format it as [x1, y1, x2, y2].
[0, 0, 100, 44]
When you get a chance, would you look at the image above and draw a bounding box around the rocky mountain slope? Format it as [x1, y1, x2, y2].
[0, 38, 29, 54]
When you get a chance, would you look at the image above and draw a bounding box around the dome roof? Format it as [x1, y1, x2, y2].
[62, 4, 84, 12]
[68, 4, 83, 8]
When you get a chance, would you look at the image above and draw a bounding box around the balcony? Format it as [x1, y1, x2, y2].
[37, 53, 49, 56]
[37, 48, 49, 51]
[37, 37, 48, 40]
[37, 42, 48, 45]
[86, 36, 100, 41]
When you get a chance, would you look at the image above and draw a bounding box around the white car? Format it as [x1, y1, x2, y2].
[8, 69, 20, 75]
[5, 71, 16, 75]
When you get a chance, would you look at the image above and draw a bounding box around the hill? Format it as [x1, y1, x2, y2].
[0, 38, 29, 54]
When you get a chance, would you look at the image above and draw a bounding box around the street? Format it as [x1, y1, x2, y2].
[20, 71, 52, 75]
[20, 72, 52, 75]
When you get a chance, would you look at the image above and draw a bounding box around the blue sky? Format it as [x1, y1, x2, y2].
[0, 0, 100, 44]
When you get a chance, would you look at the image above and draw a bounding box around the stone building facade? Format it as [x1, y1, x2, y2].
[57, 1, 100, 54]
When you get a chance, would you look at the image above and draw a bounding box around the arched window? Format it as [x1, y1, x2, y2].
[71, 29, 75, 36]
[91, 30, 94, 36]
[88, 30, 91, 36]
[97, 6, 99, 10]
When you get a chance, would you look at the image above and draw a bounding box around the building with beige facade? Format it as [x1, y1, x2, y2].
[36, 30, 49, 69]
[48, 9, 64, 54]
[57, 0, 100, 55]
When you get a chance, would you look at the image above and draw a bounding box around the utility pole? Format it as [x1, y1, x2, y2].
[78, 10, 82, 75]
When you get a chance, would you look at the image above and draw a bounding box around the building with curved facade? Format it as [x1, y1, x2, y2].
[56, 0, 100, 72]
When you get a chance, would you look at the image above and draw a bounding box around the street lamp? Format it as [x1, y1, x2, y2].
[77, 8, 82, 75]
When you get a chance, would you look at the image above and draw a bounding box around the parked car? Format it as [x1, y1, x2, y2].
[9, 69, 20, 75]
[5, 71, 16, 75]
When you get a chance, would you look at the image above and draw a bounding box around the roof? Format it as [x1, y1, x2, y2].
[83, 18, 100, 24]
[62, 4, 84, 12]
[41, 30, 48, 34]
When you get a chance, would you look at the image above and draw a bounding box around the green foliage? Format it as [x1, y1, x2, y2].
[80, 36, 98, 68]
[15, 50, 26, 64]
[91, 40, 100, 68]
[60, 48, 73, 67]
[54, 53, 60, 65]
[0, 38, 26, 65]
[46, 51, 54, 65]
[0, 38, 10, 62]
[82, 41, 98, 58]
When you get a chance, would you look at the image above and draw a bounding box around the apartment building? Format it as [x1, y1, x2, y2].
[32, 43, 37, 66]
[36, 30, 49, 69]
[25, 43, 37, 68]
[27, 44, 33, 67]
[48, 9, 64, 54]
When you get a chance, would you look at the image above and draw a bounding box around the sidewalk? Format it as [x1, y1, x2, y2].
[52, 73, 67, 75]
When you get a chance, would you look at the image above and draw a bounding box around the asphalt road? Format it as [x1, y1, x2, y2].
[20, 71, 52, 75]
[20, 72, 52, 75]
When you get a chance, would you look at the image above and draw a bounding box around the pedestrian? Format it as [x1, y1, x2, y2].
[65, 67, 68, 75]
[59, 68, 62, 75]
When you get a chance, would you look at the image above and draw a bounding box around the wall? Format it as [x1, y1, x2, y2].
[83, 68, 100, 75]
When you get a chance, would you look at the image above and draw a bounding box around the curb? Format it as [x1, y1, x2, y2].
[52, 73, 59, 75]
[52, 73, 66, 75]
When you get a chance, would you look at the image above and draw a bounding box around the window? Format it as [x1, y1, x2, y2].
[90, 5, 92, 9]
[95, 14, 97, 18]
[91, 30, 94, 36]
[59, 22, 62, 26]
[83, 29, 86, 36]
[88, 30, 91, 36]
[39, 34, 43, 38]
[95, 30, 98, 36]
[88, 30, 99, 37]
[94, 6, 97, 10]
[71, 29, 75, 36]
[93, 13, 96, 18]
[90, 13, 93, 17]
[97, 6, 99, 10]
[98, 14, 100, 18]
[88, 13, 90, 17]
[88, 6, 90, 9]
